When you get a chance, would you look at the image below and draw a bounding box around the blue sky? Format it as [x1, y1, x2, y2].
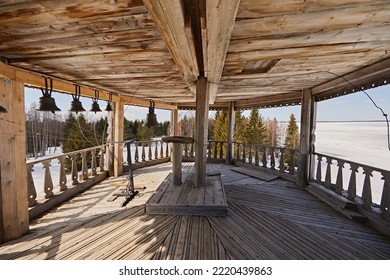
[24, 84, 389, 123]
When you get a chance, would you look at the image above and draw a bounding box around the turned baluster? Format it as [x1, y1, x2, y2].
[254, 144, 259, 166]
[325, 156, 333, 188]
[165, 142, 169, 157]
[58, 156, 67, 191]
[335, 159, 344, 194]
[27, 163, 37, 207]
[126, 142, 132, 165]
[362, 167, 373, 209]
[141, 143, 146, 162]
[43, 160, 54, 198]
[248, 144, 253, 163]
[380, 171, 390, 218]
[91, 149, 97, 176]
[71, 154, 78, 185]
[152, 141, 157, 160]
[148, 143, 152, 160]
[243, 144, 247, 162]
[347, 163, 359, 200]
[99, 147, 105, 172]
[134, 144, 139, 162]
[213, 141, 218, 159]
[288, 149, 295, 174]
[159, 141, 164, 158]
[81, 151, 88, 180]
[184, 143, 189, 157]
[262, 146, 267, 168]
[270, 147, 275, 170]
[279, 148, 285, 173]
[316, 155, 323, 181]
[190, 142, 194, 157]
[219, 142, 224, 159]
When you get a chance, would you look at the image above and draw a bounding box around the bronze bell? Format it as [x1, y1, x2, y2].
[145, 100, 158, 127]
[90, 100, 102, 113]
[105, 102, 113, 112]
[69, 99, 85, 114]
[0, 105, 7, 113]
[37, 95, 61, 114]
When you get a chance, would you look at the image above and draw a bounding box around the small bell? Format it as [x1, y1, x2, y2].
[145, 100, 158, 127]
[69, 99, 86, 114]
[90, 100, 102, 113]
[105, 102, 113, 112]
[37, 95, 61, 114]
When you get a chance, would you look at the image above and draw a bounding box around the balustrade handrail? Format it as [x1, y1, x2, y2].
[27, 144, 107, 165]
[314, 152, 390, 175]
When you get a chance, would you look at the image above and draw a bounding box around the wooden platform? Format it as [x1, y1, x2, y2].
[145, 168, 228, 216]
[0, 162, 390, 260]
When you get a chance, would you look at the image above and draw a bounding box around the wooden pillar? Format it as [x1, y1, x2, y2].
[226, 101, 235, 165]
[171, 108, 179, 136]
[296, 88, 317, 187]
[0, 77, 29, 243]
[194, 77, 209, 188]
[106, 107, 115, 176]
[113, 101, 124, 177]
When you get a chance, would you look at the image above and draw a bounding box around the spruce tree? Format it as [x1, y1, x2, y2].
[243, 109, 267, 144]
[284, 113, 300, 168]
[213, 110, 228, 156]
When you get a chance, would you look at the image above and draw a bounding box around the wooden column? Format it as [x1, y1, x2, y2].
[194, 76, 209, 188]
[106, 106, 115, 176]
[0, 77, 29, 243]
[226, 101, 235, 165]
[171, 108, 179, 136]
[113, 101, 124, 177]
[297, 88, 317, 187]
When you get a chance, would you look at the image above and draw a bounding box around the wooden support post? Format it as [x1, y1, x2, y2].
[114, 101, 124, 177]
[226, 101, 235, 165]
[297, 88, 316, 187]
[171, 108, 179, 136]
[194, 76, 209, 188]
[0, 77, 29, 243]
[106, 107, 115, 176]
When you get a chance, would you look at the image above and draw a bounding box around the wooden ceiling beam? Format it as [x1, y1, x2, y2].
[206, 0, 240, 104]
[0, 61, 177, 110]
[142, 0, 199, 91]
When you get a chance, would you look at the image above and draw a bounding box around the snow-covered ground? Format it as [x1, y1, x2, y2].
[28, 122, 389, 204]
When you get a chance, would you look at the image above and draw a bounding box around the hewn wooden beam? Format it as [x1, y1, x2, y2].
[235, 91, 302, 109]
[142, 0, 199, 88]
[206, 0, 240, 104]
[0, 61, 177, 110]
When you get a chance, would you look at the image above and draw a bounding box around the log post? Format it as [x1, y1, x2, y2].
[194, 76, 209, 188]
[297, 88, 316, 187]
[171, 108, 179, 136]
[226, 101, 235, 165]
[113, 101, 124, 177]
[106, 106, 115, 176]
[0, 77, 29, 243]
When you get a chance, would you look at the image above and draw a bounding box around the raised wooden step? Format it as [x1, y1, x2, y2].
[231, 167, 279, 182]
[306, 182, 367, 223]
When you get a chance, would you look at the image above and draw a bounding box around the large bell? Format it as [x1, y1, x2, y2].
[105, 102, 113, 112]
[37, 95, 61, 114]
[145, 101, 158, 127]
[69, 99, 86, 114]
[0, 105, 7, 113]
[90, 100, 102, 113]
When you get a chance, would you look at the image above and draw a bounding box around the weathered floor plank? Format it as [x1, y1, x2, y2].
[0, 162, 389, 260]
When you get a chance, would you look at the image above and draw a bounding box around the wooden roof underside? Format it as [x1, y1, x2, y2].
[1, 0, 390, 110]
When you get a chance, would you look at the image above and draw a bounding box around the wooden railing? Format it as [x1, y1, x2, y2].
[233, 142, 299, 176]
[27, 145, 108, 218]
[313, 152, 390, 220]
[124, 139, 171, 169]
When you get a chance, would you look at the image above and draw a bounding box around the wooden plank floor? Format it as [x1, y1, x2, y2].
[145, 164, 227, 216]
[0, 162, 390, 260]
